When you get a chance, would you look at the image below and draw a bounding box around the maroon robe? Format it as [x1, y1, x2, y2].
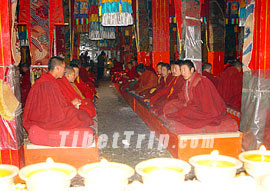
[23, 73, 92, 132]
[57, 76, 96, 118]
[135, 69, 158, 95]
[21, 70, 31, 107]
[162, 72, 238, 134]
[202, 71, 219, 89]
[150, 76, 185, 116]
[217, 67, 243, 111]
[75, 77, 95, 101]
[144, 74, 174, 99]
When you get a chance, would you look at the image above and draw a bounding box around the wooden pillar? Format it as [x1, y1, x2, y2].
[207, 0, 225, 76]
[151, 0, 170, 69]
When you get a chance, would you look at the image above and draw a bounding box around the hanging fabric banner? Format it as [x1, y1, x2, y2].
[74, 0, 90, 24]
[99, 0, 133, 26]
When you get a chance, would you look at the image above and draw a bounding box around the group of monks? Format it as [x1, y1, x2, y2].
[115, 59, 242, 134]
[23, 56, 97, 138]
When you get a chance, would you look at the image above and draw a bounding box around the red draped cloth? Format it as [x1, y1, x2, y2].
[217, 67, 243, 111]
[162, 73, 238, 134]
[135, 69, 158, 95]
[144, 74, 174, 99]
[202, 71, 219, 89]
[57, 76, 96, 118]
[79, 66, 96, 89]
[150, 76, 185, 116]
[21, 70, 31, 107]
[23, 73, 92, 132]
[75, 77, 95, 100]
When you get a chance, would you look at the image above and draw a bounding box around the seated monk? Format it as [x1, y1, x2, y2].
[150, 60, 185, 116]
[70, 63, 97, 101]
[143, 62, 174, 100]
[130, 63, 158, 96]
[217, 60, 243, 111]
[23, 56, 93, 133]
[57, 66, 96, 118]
[202, 62, 219, 89]
[162, 60, 238, 134]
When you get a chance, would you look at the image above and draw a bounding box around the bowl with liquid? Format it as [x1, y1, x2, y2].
[0, 165, 19, 191]
[19, 158, 76, 191]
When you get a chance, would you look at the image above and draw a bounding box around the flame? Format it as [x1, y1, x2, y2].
[259, 145, 267, 152]
[211, 150, 219, 156]
[211, 150, 219, 167]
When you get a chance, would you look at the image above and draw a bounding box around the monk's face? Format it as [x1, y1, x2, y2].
[73, 67, 79, 78]
[157, 65, 162, 75]
[172, 65, 181, 77]
[161, 66, 170, 77]
[56, 62, 66, 78]
[127, 64, 132, 70]
[204, 66, 212, 73]
[66, 71, 76, 83]
[181, 65, 194, 81]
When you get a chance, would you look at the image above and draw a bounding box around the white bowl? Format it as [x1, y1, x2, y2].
[0, 165, 19, 191]
[79, 160, 134, 191]
[189, 154, 242, 182]
[136, 158, 191, 189]
[239, 150, 270, 177]
[19, 161, 76, 191]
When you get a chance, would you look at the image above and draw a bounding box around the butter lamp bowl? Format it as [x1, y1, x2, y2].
[0, 165, 19, 191]
[19, 158, 76, 191]
[78, 159, 134, 191]
[239, 149, 270, 177]
[189, 153, 242, 182]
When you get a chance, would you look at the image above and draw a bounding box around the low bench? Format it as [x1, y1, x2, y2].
[114, 83, 242, 160]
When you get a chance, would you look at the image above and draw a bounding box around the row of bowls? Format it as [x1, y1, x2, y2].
[1, 149, 270, 191]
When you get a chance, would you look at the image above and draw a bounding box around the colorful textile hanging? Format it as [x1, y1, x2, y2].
[89, 22, 115, 40]
[74, 0, 90, 25]
[99, 0, 133, 26]
[225, 1, 240, 24]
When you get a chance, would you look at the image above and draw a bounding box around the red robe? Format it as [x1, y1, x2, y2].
[79, 67, 96, 88]
[23, 73, 92, 132]
[21, 70, 31, 107]
[135, 69, 158, 95]
[217, 67, 243, 111]
[75, 77, 95, 100]
[202, 71, 219, 89]
[144, 74, 174, 99]
[150, 76, 185, 116]
[163, 72, 238, 134]
[57, 77, 96, 118]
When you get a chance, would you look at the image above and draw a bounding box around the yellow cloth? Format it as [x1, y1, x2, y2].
[70, 82, 85, 99]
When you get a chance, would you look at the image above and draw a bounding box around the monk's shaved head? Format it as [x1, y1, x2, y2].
[202, 62, 212, 71]
[65, 66, 75, 75]
[48, 56, 65, 71]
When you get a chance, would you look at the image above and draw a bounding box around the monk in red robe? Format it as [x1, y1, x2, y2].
[23, 56, 92, 132]
[217, 60, 243, 111]
[143, 63, 173, 99]
[57, 66, 96, 118]
[162, 60, 238, 134]
[70, 63, 97, 101]
[20, 63, 31, 107]
[130, 64, 158, 96]
[150, 61, 185, 116]
[202, 62, 219, 89]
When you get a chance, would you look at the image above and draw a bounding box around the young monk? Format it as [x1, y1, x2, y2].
[217, 60, 243, 111]
[57, 66, 96, 118]
[131, 63, 158, 96]
[23, 56, 92, 132]
[143, 63, 174, 100]
[202, 62, 219, 88]
[150, 60, 185, 116]
[163, 60, 238, 134]
[71, 63, 97, 101]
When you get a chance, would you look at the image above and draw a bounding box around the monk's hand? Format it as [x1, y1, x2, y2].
[71, 98, 81, 106]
